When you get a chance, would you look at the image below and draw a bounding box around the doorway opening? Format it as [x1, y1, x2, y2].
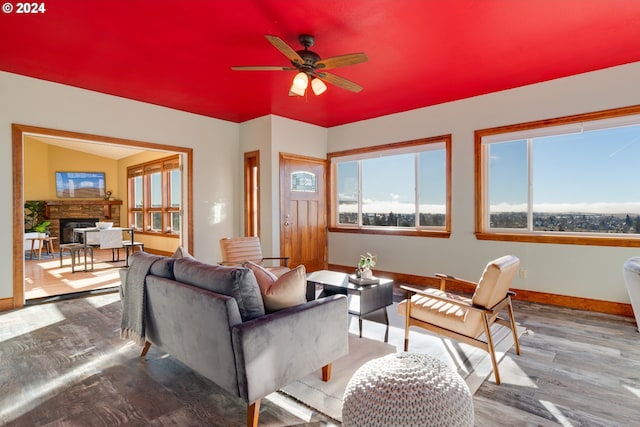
[12, 124, 193, 309]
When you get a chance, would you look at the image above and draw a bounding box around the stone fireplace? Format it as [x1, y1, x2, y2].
[40, 200, 122, 244]
[59, 218, 99, 244]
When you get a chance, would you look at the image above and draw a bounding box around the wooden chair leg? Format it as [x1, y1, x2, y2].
[403, 295, 412, 352]
[507, 297, 521, 355]
[322, 363, 332, 382]
[482, 313, 501, 385]
[140, 341, 152, 357]
[247, 400, 260, 427]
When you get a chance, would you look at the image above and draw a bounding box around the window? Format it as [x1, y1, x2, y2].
[329, 135, 451, 237]
[475, 105, 640, 247]
[127, 155, 181, 236]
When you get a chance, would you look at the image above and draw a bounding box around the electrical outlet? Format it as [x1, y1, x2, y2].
[519, 269, 528, 279]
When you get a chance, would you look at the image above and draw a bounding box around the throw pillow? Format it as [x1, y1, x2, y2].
[171, 245, 193, 259]
[245, 260, 278, 294]
[246, 261, 306, 312]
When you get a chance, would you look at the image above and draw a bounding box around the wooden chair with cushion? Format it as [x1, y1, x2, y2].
[398, 255, 521, 384]
[219, 236, 290, 277]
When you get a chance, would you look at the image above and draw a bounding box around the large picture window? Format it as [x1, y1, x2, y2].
[329, 135, 451, 237]
[475, 105, 640, 246]
[127, 155, 181, 236]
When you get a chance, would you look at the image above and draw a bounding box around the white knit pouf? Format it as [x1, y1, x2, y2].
[342, 352, 474, 427]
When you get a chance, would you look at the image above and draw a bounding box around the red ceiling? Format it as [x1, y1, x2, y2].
[2, 0, 640, 127]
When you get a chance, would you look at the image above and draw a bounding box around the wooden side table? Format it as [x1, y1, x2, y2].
[26, 236, 58, 260]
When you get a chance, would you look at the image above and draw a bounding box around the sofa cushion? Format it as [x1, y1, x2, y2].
[246, 261, 307, 312]
[173, 257, 265, 320]
[127, 251, 175, 280]
[149, 256, 176, 279]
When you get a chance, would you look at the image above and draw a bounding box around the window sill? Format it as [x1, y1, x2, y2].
[136, 231, 181, 239]
[475, 231, 640, 247]
[329, 227, 451, 238]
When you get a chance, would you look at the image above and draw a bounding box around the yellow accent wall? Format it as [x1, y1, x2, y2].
[24, 136, 120, 200]
[24, 137, 180, 254]
[23, 137, 51, 200]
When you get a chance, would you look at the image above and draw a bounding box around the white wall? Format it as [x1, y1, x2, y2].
[239, 115, 273, 247]
[327, 62, 640, 304]
[1, 71, 240, 299]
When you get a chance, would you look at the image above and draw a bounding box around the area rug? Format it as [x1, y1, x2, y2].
[279, 301, 526, 422]
[279, 334, 395, 422]
[24, 251, 58, 260]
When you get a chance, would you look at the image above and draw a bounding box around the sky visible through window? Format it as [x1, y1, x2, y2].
[338, 148, 446, 216]
[489, 124, 640, 215]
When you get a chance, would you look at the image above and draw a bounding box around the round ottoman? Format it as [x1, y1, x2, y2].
[342, 352, 474, 427]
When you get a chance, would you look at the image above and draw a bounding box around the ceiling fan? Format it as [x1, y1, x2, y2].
[232, 34, 368, 96]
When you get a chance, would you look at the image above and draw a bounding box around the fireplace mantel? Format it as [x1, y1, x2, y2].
[45, 200, 122, 219]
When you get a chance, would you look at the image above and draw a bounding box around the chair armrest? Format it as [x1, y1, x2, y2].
[434, 273, 478, 291]
[231, 294, 349, 403]
[400, 285, 487, 313]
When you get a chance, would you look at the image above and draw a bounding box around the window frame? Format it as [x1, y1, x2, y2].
[127, 154, 181, 238]
[328, 135, 452, 238]
[475, 104, 640, 247]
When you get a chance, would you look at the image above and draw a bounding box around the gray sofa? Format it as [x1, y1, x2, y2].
[119, 251, 349, 427]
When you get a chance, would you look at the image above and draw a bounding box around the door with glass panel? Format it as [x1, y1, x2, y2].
[280, 153, 327, 272]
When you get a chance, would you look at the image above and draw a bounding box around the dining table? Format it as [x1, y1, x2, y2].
[72, 226, 135, 269]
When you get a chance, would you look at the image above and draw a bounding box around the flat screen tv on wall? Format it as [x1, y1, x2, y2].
[55, 171, 106, 198]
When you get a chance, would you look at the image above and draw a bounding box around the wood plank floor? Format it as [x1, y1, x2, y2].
[1, 291, 638, 425]
[24, 248, 126, 300]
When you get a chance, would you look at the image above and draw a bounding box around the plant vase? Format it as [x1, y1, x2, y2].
[361, 268, 373, 280]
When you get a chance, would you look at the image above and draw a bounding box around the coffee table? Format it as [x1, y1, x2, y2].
[306, 270, 394, 342]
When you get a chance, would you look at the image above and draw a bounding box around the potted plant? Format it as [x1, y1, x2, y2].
[24, 200, 50, 236]
[358, 252, 377, 279]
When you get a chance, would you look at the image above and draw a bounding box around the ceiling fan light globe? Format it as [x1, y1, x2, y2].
[311, 78, 327, 95]
[292, 72, 309, 90]
[289, 82, 306, 96]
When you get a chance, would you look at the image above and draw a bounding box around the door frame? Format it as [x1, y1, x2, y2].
[10, 123, 193, 310]
[243, 150, 260, 237]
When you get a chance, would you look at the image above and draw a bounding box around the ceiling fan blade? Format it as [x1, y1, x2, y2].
[265, 35, 304, 65]
[317, 72, 363, 93]
[316, 53, 368, 70]
[231, 66, 295, 71]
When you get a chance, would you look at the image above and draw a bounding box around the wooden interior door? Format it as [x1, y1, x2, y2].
[280, 153, 327, 272]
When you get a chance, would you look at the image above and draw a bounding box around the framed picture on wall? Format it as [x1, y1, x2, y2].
[55, 171, 106, 198]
